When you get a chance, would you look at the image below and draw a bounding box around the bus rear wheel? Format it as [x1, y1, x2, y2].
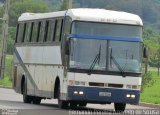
[22, 81, 32, 103]
[114, 103, 126, 112]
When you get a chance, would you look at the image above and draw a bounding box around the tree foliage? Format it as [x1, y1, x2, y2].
[9, 0, 49, 26]
[0, 0, 50, 54]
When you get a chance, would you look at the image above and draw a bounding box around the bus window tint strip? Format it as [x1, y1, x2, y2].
[69, 34, 143, 42]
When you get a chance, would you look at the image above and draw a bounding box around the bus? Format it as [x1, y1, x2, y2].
[13, 8, 146, 111]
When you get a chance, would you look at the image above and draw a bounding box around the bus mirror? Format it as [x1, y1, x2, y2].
[143, 47, 149, 58]
[65, 40, 70, 55]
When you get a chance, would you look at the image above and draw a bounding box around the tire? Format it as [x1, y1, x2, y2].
[79, 102, 87, 107]
[57, 84, 68, 109]
[22, 81, 32, 103]
[114, 103, 126, 112]
[70, 102, 78, 109]
[32, 97, 41, 104]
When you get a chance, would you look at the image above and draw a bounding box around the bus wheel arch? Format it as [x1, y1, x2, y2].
[54, 77, 60, 99]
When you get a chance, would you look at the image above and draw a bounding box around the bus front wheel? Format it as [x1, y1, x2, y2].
[32, 97, 41, 104]
[58, 84, 68, 109]
[114, 103, 126, 112]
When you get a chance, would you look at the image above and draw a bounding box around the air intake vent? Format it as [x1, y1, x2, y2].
[108, 84, 123, 88]
[89, 82, 104, 87]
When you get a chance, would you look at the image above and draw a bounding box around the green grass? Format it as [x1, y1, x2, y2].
[140, 71, 160, 104]
[0, 55, 13, 87]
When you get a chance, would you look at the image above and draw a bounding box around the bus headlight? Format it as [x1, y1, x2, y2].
[126, 94, 136, 99]
[131, 94, 136, 98]
[79, 91, 84, 95]
[74, 91, 78, 95]
[126, 85, 141, 90]
[126, 94, 131, 98]
[73, 91, 84, 95]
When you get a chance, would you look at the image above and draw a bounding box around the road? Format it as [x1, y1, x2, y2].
[0, 88, 156, 115]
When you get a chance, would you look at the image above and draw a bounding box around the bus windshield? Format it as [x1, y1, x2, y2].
[69, 21, 142, 74]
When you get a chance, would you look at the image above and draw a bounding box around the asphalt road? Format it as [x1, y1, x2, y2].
[0, 88, 156, 115]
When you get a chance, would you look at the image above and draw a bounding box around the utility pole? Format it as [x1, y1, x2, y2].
[68, 0, 72, 9]
[0, 0, 10, 79]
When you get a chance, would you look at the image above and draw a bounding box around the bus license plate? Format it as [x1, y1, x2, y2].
[99, 92, 111, 97]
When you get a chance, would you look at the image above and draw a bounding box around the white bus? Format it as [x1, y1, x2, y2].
[13, 8, 145, 111]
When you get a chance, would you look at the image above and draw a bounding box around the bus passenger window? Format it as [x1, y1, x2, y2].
[17, 23, 25, 43]
[47, 20, 55, 42]
[44, 21, 49, 42]
[39, 21, 46, 43]
[22, 23, 26, 42]
[31, 22, 39, 43]
[29, 22, 34, 42]
[24, 22, 32, 43]
[37, 22, 41, 42]
[15, 24, 19, 43]
[55, 19, 63, 42]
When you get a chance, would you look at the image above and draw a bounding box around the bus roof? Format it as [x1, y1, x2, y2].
[18, 8, 143, 26]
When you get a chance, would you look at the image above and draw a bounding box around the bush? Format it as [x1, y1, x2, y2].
[141, 72, 155, 92]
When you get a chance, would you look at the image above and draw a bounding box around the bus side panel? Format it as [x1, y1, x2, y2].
[13, 45, 64, 98]
[13, 49, 24, 94]
[26, 65, 35, 96]
[34, 66, 43, 96]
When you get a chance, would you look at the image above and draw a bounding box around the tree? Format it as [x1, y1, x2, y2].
[60, 0, 68, 10]
[0, 0, 50, 54]
[9, 0, 49, 26]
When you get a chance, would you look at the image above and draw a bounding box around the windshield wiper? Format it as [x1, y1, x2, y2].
[110, 48, 126, 77]
[88, 45, 101, 74]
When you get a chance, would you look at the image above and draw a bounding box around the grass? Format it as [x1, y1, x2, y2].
[140, 70, 160, 104]
[0, 55, 13, 87]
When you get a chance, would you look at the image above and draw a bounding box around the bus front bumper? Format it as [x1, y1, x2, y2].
[67, 86, 140, 104]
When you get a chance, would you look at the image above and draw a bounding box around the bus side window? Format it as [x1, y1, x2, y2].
[29, 22, 34, 42]
[47, 20, 55, 42]
[53, 20, 57, 41]
[22, 23, 26, 43]
[15, 24, 19, 43]
[37, 21, 41, 42]
[55, 19, 63, 42]
[24, 22, 32, 43]
[17, 23, 25, 43]
[31, 22, 39, 43]
[44, 21, 49, 42]
[39, 21, 46, 43]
